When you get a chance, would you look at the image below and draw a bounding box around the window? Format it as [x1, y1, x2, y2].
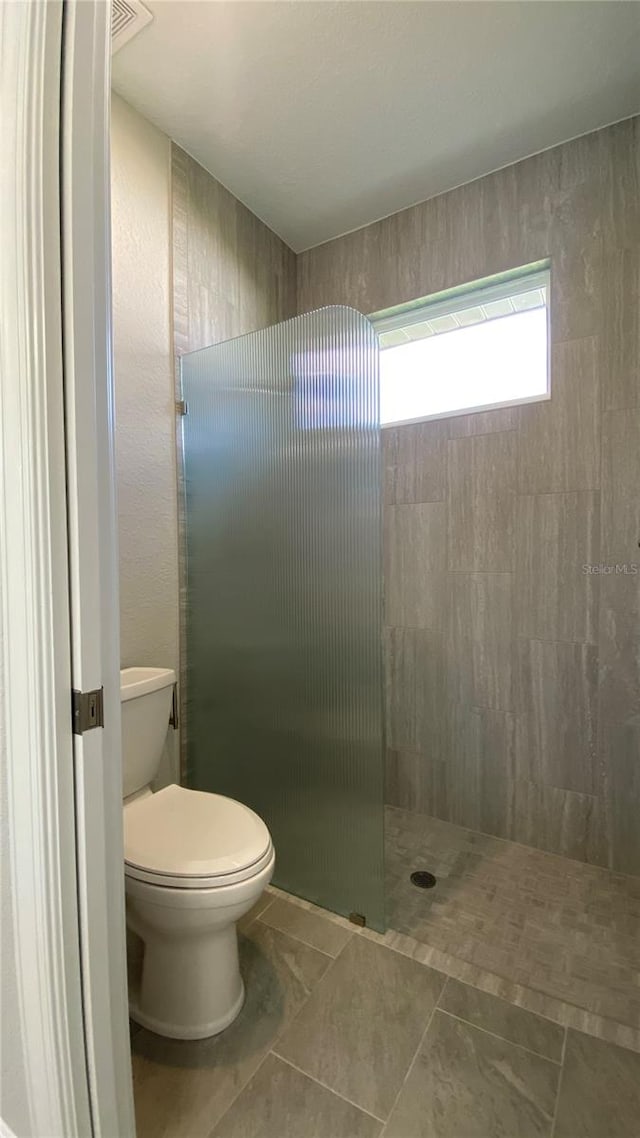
[371, 264, 550, 426]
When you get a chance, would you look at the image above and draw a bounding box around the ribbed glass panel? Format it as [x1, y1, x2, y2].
[181, 307, 384, 930]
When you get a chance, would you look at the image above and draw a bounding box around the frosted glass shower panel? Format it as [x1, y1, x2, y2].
[181, 307, 384, 929]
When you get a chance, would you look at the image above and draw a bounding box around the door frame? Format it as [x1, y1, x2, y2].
[1, 1, 134, 1134]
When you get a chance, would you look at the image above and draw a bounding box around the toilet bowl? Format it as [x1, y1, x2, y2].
[121, 668, 275, 1039]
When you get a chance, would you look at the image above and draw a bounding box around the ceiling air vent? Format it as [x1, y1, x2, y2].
[112, 0, 153, 54]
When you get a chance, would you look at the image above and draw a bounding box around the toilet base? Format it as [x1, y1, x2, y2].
[129, 978, 245, 1040]
[124, 847, 274, 1041]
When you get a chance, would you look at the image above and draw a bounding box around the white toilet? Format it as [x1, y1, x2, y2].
[121, 666, 275, 1040]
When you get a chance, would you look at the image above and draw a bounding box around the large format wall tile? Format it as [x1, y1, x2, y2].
[384, 627, 447, 756]
[545, 180, 604, 345]
[516, 492, 599, 644]
[517, 337, 600, 494]
[448, 431, 516, 572]
[448, 405, 519, 437]
[383, 420, 448, 504]
[386, 748, 448, 818]
[515, 640, 599, 795]
[448, 573, 513, 711]
[385, 502, 446, 628]
[172, 144, 296, 779]
[446, 703, 515, 839]
[601, 117, 640, 251]
[300, 120, 639, 869]
[598, 571, 640, 727]
[507, 780, 606, 866]
[600, 409, 640, 560]
[601, 720, 640, 877]
[600, 246, 640, 411]
[598, 410, 640, 729]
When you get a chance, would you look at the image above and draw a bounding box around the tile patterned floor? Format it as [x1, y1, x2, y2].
[385, 806, 640, 1033]
[131, 889, 640, 1138]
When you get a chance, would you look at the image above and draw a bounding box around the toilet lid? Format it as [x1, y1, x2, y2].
[123, 784, 272, 883]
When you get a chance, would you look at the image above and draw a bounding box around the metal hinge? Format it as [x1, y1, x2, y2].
[169, 682, 179, 730]
[72, 687, 104, 735]
[176, 400, 188, 416]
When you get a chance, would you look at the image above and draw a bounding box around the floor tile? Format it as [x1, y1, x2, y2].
[210, 1053, 382, 1138]
[385, 806, 640, 1030]
[259, 896, 353, 957]
[554, 1029, 640, 1138]
[275, 933, 445, 1119]
[237, 891, 273, 932]
[131, 923, 331, 1138]
[384, 1009, 558, 1138]
[438, 979, 564, 1062]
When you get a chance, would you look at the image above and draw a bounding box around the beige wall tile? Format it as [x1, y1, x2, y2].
[516, 492, 600, 644]
[385, 627, 447, 757]
[446, 703, 516, 838]
[298, 120, 639, 868]
[600, 408, 640, 560]
[517, 337, 600, 494]
[448, 431, 517, 572]
[507, 781, 606, 866]
[515, 640, 599, 795]
[384, 420, 449, 504]
[600, 246, 640, 411]
[448, 573, 513, 712]
[385, 502, 446, 628]
[601, 720, 640, 876]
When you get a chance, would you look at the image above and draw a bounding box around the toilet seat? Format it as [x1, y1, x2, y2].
[124, 783, 273, 889]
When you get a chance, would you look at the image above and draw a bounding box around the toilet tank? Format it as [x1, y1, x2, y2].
[120, 667, 176, 799]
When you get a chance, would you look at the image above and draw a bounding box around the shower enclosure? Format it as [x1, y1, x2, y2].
[181, 307, 385, 930]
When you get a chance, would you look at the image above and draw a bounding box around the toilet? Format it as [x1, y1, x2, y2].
[121, 666, 275, 1040]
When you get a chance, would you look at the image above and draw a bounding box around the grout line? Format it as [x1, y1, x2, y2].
[436, 1007, 564, 1066]
[255, 911, 353, 960]
[255, 896, 275, 921]
[205, 910, 345, 1135]
[550, 1027, 569, 1138]
[447, 428, 520, 442]
[270, 1051, 386, 1124]
[266, 886, 356, 932]
[513, 487, 601, 498]
[383, 804, 619, 874]
[357, 926, 617, 1043]
[379, 978, 446, 1136]
[238, 896, 275, 936]
[204, 1049, 276, 1138]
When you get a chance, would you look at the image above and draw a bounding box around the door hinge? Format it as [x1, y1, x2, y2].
[176, 400, 188, 416]
[169, 682, 179, 729]
[72, 687, 104, 735]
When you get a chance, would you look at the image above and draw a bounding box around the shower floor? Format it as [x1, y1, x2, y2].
[384, 806, 640, 1038]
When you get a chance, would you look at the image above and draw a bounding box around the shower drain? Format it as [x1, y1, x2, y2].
[410, 870, 437, 889]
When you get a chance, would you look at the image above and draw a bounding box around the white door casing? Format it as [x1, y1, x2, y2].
[1, 0, 136, 1134]
[0, 1, 92, 1134]
[61, 1, 136, 1135]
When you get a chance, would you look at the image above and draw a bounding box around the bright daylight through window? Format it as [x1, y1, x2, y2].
[372, 265, 550, 426]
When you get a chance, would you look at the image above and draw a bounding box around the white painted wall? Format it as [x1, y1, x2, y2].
[110, 94, 178, 785]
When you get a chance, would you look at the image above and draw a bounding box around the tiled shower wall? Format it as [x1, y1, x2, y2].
[171, 144, 297, 775]
[298, 118, 639, 874]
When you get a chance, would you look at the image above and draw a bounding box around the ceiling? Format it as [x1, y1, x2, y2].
[112, 1, 640, 252]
